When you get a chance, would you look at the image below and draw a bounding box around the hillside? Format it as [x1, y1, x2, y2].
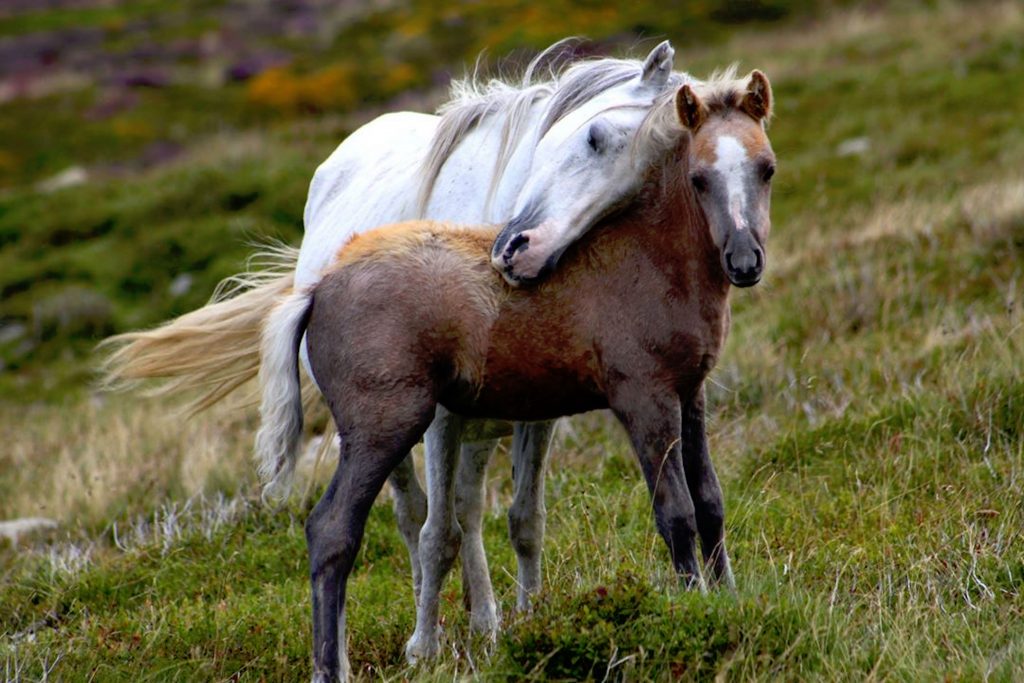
[2, 0, 1023, 680]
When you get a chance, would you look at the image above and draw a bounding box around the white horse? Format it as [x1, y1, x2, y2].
[277, 39, 689, 651]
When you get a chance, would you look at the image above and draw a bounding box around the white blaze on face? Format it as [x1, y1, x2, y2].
[713, 135, 750, 231]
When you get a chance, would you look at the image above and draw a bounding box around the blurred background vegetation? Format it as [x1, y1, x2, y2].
[0, 0, 859, 399]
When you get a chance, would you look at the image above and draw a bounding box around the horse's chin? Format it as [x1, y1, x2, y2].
[499, 264, 546, 288]
[499, 253, 559, 287]
[727, 272, 762, 288]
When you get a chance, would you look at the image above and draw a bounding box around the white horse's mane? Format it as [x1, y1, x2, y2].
[417, 40, 692, 215]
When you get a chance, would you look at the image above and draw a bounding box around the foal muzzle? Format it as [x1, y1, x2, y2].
[723, 232, 765, 287]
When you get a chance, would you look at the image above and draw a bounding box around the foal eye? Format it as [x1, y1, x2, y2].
[691, 173, 708, 193]
[762, 164, 776, 182]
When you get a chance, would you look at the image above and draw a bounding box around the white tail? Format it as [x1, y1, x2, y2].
[255, 289, 314, 503]
[99, 245, 299, 414]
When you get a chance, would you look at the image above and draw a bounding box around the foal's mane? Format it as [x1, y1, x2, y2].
[417, 40, 688, 216]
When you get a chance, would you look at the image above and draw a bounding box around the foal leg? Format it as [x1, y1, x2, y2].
[455, 440, 499, 636]
[508, 420, 556, 611]
[307, 408, 434, 683]
[610, 384, 706, 591]
[388, 454, 428, 602]
[680, 386, 735, 589]
[406, 406, 465, 664]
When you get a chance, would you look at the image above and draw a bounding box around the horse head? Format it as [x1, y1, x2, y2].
[491, 41, 679, 285]
[677, 70, 774, 287]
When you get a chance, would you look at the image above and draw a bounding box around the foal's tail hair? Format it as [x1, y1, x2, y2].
[254, 289, 314, 504]
[98, 244, 299, 414]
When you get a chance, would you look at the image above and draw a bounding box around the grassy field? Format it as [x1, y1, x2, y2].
[2, 0, 1024, 680]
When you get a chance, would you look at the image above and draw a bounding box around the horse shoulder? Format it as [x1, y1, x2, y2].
[296, 114, 440, 289]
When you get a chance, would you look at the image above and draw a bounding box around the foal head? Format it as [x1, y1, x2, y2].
[677, 70, 775, 287]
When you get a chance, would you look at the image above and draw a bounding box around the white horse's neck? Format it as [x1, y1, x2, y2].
[425, 100, 549, 224]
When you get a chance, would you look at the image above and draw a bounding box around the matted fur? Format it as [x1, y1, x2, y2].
[98, 244, 299, 415]
[332, 220, 500, 270]
[332, 221, 505, 383]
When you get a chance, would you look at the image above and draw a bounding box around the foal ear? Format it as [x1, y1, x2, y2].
[675, 84, 707, 131]
[740, 70, 773, 121]
[640, 40, 675, 89]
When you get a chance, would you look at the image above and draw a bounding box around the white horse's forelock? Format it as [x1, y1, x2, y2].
[417, 41, 688, 216]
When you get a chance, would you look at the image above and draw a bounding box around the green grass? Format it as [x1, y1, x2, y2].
[2, 0, 1024, 680]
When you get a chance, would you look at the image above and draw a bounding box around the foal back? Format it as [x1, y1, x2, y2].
[307, 222, 502, 418]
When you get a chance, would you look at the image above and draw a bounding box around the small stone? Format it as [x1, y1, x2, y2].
[0, 322, 26, 344]
[36, 166, 88, 193]
[836, 136, 870, 157]
[169, 273, 194, 297]
[0, 517, 58, 545]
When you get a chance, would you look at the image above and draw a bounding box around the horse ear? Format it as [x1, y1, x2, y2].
[675, 84, 707, 131]
[640, 40, 675, 89]
[740, 70, 772, 121]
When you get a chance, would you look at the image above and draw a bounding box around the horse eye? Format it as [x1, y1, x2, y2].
[586, 121, 609, 154]
[762, 164, 776, 182]
[691, 173, 708, 193]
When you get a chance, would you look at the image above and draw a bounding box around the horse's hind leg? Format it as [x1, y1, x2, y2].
[455, 439, 499, 636]
[680, 385, 735, 589]
[307, 400, 436, 683]
[405, 406, 465, 664]
[508, 420, 556, 611]
[389, 454, 428, 602]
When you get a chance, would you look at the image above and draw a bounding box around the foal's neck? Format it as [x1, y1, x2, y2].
[618, 167, 730, 299]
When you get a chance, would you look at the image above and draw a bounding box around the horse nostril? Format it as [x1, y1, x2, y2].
[508, 233, 529, 254]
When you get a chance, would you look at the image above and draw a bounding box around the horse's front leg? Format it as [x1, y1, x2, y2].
[508, 420, 556, 611]
[680, 385, 735, 589]
[455, 440, 499, 636]
[610, 383, 705, 590]
[406, 406, 464, 664]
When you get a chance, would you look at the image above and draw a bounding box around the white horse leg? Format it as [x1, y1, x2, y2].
[405, 407, 464, 664]
[337, 609, 349, 683]
[455, 440, 499, 637]
[388, 454, 427, 602]
[508, 420, 556, 611]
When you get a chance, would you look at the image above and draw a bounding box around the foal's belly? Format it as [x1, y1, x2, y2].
[440, 363, 607, 422]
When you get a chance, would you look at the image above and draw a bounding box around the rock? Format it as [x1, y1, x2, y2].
[0, 322, 27, 345]
[169, 273, 194, 297]
[0, 517, 58, 545]
[36, 165, 88, 192]
[836, 136, 871, 157]
[32, 286, 114, 340]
